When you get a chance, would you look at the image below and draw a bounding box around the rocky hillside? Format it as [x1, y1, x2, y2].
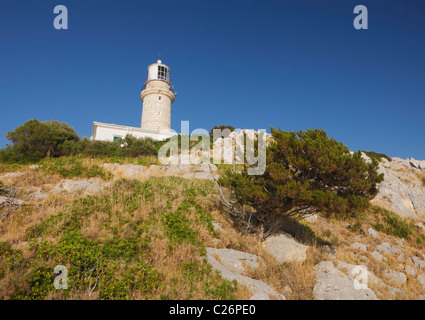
[1, 154, 425, 300]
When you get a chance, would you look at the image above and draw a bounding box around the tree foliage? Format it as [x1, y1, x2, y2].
[209, 125, 235, 141]
[218, 128, 384, 238]
[2, 119, 79, 162]
[0, 119, 161, 163]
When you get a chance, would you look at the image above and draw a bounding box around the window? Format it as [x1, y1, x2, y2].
[158, 66, 169, 81]
[158, 96, 162, 100]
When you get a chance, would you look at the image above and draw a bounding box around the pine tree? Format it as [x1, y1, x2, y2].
[218, 128, 384, 238]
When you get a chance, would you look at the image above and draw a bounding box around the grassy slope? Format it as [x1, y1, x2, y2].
[1, 156, 425, 300]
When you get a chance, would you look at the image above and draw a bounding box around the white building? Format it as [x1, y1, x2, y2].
[91, 59, 177, 142]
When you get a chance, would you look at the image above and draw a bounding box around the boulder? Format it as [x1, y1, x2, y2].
[193, 172, 215, 180]
[368, 228, 378, 239]
[181, 172, 195, 179]
[262, 232, 308, 263]
[371, 251, 384, 262]
[0, 172, 25, 179]
[313, 261, 378, 300]
[211, 221, 225, 233]
[118, 164, 148, 178]
[404, 265, 416, 277]
[205, 247, 285, 300]
[303, 214, 318, 223]
[193, 163, 218, 173]
[0, 196, 25, 206]
[417, 274, 425, 289]
[103, 163, 148, 179]
[385, 270, 407, 285]
[206, 248, 258, 274]
[27, 187, 48, 201]
[102, 163, 120, 170]
[360, 152, 372, 164]
[375, 242, 401, 255]
[161, 164, 192, 175]
[408, 256, 425, 270]
[149, 165, 161, 172]
[351, 242, 368, 252]
[53, 179, 102, 195]
[372, 159, 425, 219]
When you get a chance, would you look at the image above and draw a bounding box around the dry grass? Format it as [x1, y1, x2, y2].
[0, 173, 248, 300]
[2, 158, 425, 300]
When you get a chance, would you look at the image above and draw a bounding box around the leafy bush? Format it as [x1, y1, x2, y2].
[219, 128, 384, 238]
[3, 119, 79, 163]
[209, 125, 235, 137]
[0, 119, 161, 164]
[163, 209, 199, 246]
[0, 242, 25, 279]
[362, 151, 392, 162]
[210, 125, 236, 143]
[371, 206, 415, 239]
[73, 135, 158, 158]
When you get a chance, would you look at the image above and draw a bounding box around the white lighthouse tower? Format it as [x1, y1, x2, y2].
[90, 59, 177, 141]
[140, 59, 176, 131]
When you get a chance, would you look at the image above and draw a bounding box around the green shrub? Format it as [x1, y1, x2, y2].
[210, 125, 235, 138]
[98, 263, 163, 300]
[362, 151, 392, 162]
[79, 135, 158, 158]
[416, 234, 425, 247]
[219, 128, 384, 238]
[203, 276, 237, 300]
[179, 260, 237, 300]
[3, 119, 79, 163]
[372, 206, 415, 239]
[163, 209, 199, 246]
[0, 242, 24, 279]
[0, 119, 161, 164]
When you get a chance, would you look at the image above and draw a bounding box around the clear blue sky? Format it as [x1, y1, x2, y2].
[1, 0, 424, 159]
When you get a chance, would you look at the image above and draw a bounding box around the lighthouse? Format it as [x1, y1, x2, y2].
[90, 59, 178, 141]
[140, 59, 176, 131]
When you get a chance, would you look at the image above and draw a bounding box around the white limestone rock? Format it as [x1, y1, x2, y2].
[371, 250, 384, 262]
[193, 163, 218, 173]
[417, 274, 425, 289]
[313, 261, 378, 300]
[27, 187, 48, 201]
[375, 242, 401, 255]
[0, 172, 25, 179]
[385, 270, 407, 285]
[206, 248, 258, 274]
[0, 196, 25, 207]
[262, 231, 308, 263]
[351, 242, 368, 252]
[205, 247, 285, 300]
[368, 228, 378, 239]
[193, 172, 215, 180]
[53, 179, 102, 195]
[372, 158, 425, 219]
